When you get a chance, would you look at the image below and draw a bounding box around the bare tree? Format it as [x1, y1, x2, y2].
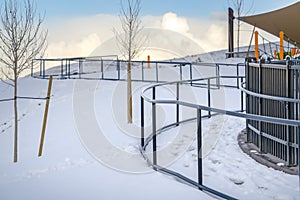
[0, 0, 47, 162]
[228, 0, 253, 56]
[115, 0, 146, 123]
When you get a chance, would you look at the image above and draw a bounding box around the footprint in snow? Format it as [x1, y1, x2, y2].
[211, 160, 221, 165]
[229, 177, 245, 185]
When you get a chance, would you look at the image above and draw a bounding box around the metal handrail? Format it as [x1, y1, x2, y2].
[240, 82, 300, 103]
[141, 77, 300, 126]
[140, 75, 300, 199]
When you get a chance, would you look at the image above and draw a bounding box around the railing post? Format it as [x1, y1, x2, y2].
[65, 60, 68, 76]
[180, 64, 183, 81]
[208, 79, 211, 118]
[197, 108, 203, 190]
[236, 64, 240, 88]
[190, 63, 193, 86]
[101, 59, 104, 80]
[286, 62, 291, 165]
[68, 60, 71, 79]
[258, 62, 263, 152]
[79, 59, 82, 79]
[297, 125, 300, 190]
[176, 82, 180, 126]
[31, 60, 34, 77]
[118, 59, 121, 80]
[152, 87, 157, 170]
[241, 77, 244, 112]
[61, 60, 63, 78]
[216, 64, 221, 89]
[43, 60, 46, 79]
[141, 96, 145, 147]
[40, 60, 42, 77]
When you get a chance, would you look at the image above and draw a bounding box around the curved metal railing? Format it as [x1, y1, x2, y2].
[140, 75, 300, 199]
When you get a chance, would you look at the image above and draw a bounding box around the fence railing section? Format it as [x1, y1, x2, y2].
[140, 74, 300, 199]
[245, 61, 300, 166]
[31, 56, 245, 87]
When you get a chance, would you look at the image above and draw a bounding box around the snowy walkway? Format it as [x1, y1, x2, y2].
[0, 63, 299, 200]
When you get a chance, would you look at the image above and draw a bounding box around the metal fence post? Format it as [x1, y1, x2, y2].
[141, 97, 145, 147]
[216, 64, 221, 89]
[176, 82, 180, 126]
[180, 64, 183, 81]
[197, 108, 203, 190]
[43, 60, 46, 78]
[286, 62, 291, 165]
[258, 62, 262, 152]
[61, 60, 63, 78]
[236, 64, 240, 88]
[152, 87, 157, 170]
[298, 125, 300, 190]
[101, 59, 104, 80]
[208, 79, 211, 118]
[117, 59, 121, 80]
[31, 60, 34, 77]
[241, 77, 244, 112]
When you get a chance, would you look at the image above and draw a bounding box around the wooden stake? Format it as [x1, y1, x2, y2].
[255, 31, 259, 61]
[147, 55, 150, 69]
[280, 31, 284, 60]
[38, 76, 53, 157]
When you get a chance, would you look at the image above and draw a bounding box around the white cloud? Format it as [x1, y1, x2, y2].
[46, 33, 101, 58]
[44, 12, 279, 59]
[161, 12, 190, 34]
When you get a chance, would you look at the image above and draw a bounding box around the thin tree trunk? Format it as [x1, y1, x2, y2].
[237, 20, 240, 57]
[13, 77, 18, 163]
[127, 61, 133, 124]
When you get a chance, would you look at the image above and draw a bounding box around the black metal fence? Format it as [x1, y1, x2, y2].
[245, 60, 300, 166]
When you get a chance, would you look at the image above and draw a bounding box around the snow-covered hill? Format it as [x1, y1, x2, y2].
[0, 52, 299, 200]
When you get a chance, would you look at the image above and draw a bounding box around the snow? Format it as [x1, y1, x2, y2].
[0, 52, 299, 200]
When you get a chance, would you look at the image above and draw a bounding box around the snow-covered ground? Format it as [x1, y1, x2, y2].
[0, 54, 299, 200]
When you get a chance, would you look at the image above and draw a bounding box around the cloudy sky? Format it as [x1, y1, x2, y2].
[35, 0, 299, 59]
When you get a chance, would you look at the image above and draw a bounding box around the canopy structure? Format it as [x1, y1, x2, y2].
[239, 2, 300, 47]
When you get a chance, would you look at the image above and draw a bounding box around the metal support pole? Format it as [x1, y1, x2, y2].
[43, 60, 46, 78]
[258, 62, 262, 152]
[208, 79, 211, 118]
[176, 82, 180, 126]
[152, 87, 157, 170]
[79, 60, 82, 79]
[68, 60, 71, 79]
[65, 60, 67, 76]
[141, 97, 145, 147]
[101, 59, 104, 80]
[197, 108, 203, 190]
[298, 126, 300, 189]
[286, 62, 291, 165]
[118, 60, 121, 80]
[61, 60, 63, 78]
[40, 60, 42, 77]
[31, 60, 34, 77]
[237, 64, 240, 88]
[180, 64, 183, 81]
[216, 64, 221, 89]
[241, 77, 244, 112]
[190, 64, 193, 86]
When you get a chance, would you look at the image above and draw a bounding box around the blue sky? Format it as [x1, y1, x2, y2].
[34, 0, 299, 58]
[38, 0, 299, 19]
